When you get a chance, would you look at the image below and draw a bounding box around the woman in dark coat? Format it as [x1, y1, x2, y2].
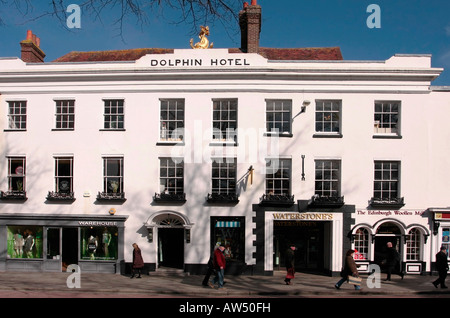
[284, 244, 296, 285]
[335, 249, 361, 290]
[131, 243, 144, 278]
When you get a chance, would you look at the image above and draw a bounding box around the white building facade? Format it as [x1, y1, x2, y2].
[1, 3, 450, 276]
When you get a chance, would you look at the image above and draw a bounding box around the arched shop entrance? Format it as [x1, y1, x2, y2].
[374, 222, 402, 272]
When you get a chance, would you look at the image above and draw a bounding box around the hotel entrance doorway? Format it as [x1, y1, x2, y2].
[274, 221, 325, 273]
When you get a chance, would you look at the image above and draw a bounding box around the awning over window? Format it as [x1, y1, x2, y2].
[215, 221, 241, 228]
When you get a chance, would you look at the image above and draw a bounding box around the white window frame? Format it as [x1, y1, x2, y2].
[7, 101, 27, 130]
[55, 100, 75, 130]
[212, 99, 238, 143]
[265, 99, 292, 135]
[374, 101, 401, 136]
[103, 99, 125, 130]
[314, 159, 341, 197]
[159, 157, 184, 194]
[159, 99, 185, 142]
[54, 156, 74, 193]
[211, 158, 237, 195]
[315, 100, 342, 135]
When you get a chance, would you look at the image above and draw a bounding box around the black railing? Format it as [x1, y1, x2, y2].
[369, 197, 404, 208]
[0, 190, 27, 200]
[46, 191, 75, 201]
[207, 193, 239, 203]
[97, 191, 126, 201]
[259, 193, 295, 206]
[309, 195, 345, 208]
[153, 192, 186, 203]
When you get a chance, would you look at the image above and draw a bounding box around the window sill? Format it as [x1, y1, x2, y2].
[99, 129, 126, 132]
[373, 134, 402, 139]
[52, 129, 74, 132]
[209, 141, 238, 147]
[3, 129, 26, 132]
[156, 141, 185, 146]
[313, 133, 343, 138]
[264, 132, 293, 138]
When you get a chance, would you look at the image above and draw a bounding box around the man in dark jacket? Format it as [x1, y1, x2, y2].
[433, 246, 449, 289]
[385, 242, 404, 281]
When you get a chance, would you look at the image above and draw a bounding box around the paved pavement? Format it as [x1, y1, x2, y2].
[0, 269, 448, 299]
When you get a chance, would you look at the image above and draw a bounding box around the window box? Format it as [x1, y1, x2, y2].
[153, 192, 186, 203]
[96, 191, 126, 202]
[259, 194, 295, 207]
[369, 197, 404, 209]
[46, 191, 75, 201]
[308, 194, 345, 208]
[0, 190, 27, 201]
[207, 193, 239, 204]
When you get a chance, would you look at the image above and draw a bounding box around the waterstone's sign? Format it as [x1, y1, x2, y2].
[137, 49, 267, 68]
[272, 212, 333, 221]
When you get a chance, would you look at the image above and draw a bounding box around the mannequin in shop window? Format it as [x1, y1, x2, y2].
[23, 230, 35, 258]
[88, 235, 98, 260]
[13, 230, 24, 258]
[102, 228, 111, 258]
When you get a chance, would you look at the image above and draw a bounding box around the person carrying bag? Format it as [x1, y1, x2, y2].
[335, 249, 362, 290]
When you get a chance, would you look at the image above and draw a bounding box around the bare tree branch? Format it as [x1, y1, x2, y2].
[0, 0, 242, 37]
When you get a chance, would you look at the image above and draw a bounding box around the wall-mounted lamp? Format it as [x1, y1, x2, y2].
[301, 100, 311, 113]
[301, 155, 306, 181]
[147, 228, 153, 243]
[185, 228, 191, 243]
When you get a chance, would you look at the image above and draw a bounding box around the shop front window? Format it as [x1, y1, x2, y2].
[211, 217, 244, 262]
[406, 228, 421, 261]
[442, 228, 450, 259]
[354, 228, 369, 260]
[7, 226, 43, 259]
[80, 227, 118, 260]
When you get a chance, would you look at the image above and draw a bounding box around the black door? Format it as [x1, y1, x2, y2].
[62, 228, 78, 270]
[158, 228, 184, 269]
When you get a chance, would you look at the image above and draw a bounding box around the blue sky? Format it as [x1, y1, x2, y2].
[1, 0, 450, 85]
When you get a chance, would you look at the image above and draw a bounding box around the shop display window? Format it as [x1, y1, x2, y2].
[442, 228, 450, 259]
[212, 217, 244, 262]
[80, 227, 118, 260]
[7, 226, 43, 259]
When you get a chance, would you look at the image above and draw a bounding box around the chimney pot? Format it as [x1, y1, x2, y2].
[251, 0, 257, 5]
[26, 30, 33, 41]
[243, 2, 248, 8]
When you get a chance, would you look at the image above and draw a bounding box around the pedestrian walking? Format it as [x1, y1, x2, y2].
[433, 246, 449, 289]
[209, 244, 226, 289]
[335, 249, 361, 290]
[131, 243, 144, 278]
[384, 242, 404, 281]
[202, 249, 216, 286]
[284, 244, 296, 285]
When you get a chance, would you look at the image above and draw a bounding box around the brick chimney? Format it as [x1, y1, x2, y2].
[239, 0, 262, 53]
[20, 30, 46, 63]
